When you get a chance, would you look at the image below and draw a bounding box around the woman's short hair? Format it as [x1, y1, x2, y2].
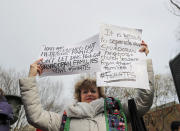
[74, 78, 106, 102]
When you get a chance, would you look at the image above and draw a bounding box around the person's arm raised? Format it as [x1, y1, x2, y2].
[19, 59, 62, 131]
[121, 41, 154, 121]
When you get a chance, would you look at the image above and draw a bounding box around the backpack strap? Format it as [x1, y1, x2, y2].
[104, 97, 128, 131]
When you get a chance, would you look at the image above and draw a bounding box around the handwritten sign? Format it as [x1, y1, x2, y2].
[39, 35, 101, 76]
[96, 24, 149, 89]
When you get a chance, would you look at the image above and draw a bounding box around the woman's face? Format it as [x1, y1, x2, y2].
[80, 87, 100, 103]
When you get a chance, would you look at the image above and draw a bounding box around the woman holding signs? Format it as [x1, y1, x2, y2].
[19, 41, 154, 131]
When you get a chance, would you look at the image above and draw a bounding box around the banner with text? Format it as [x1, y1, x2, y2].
[97, 24, 149, 89]
[39, 35, 101, 76]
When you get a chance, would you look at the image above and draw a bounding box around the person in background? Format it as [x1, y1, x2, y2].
[0, 88, 13, 131]
[5, 95, 23, 125]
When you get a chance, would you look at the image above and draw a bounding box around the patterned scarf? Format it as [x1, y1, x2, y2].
[104, 97, 127, 131]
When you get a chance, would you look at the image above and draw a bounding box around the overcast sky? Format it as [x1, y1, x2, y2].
[0, 0, 179, 75]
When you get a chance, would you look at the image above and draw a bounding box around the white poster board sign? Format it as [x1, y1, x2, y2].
[39, 35, 101, 76]
[97, 24, 149, 89]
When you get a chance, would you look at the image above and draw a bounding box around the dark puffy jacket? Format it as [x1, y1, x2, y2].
[0, 96, 13, 131]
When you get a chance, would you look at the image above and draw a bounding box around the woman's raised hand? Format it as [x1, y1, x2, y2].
[139, 40, 149, 56]
[28, 58, 43, 77]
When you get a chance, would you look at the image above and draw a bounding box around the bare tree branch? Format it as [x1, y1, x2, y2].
[170, 0, 180, 10]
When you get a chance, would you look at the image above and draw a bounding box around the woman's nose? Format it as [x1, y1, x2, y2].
[87, 91, 92, 95]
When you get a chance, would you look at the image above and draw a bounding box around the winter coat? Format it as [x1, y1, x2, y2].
[19, 60, 154, 131]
